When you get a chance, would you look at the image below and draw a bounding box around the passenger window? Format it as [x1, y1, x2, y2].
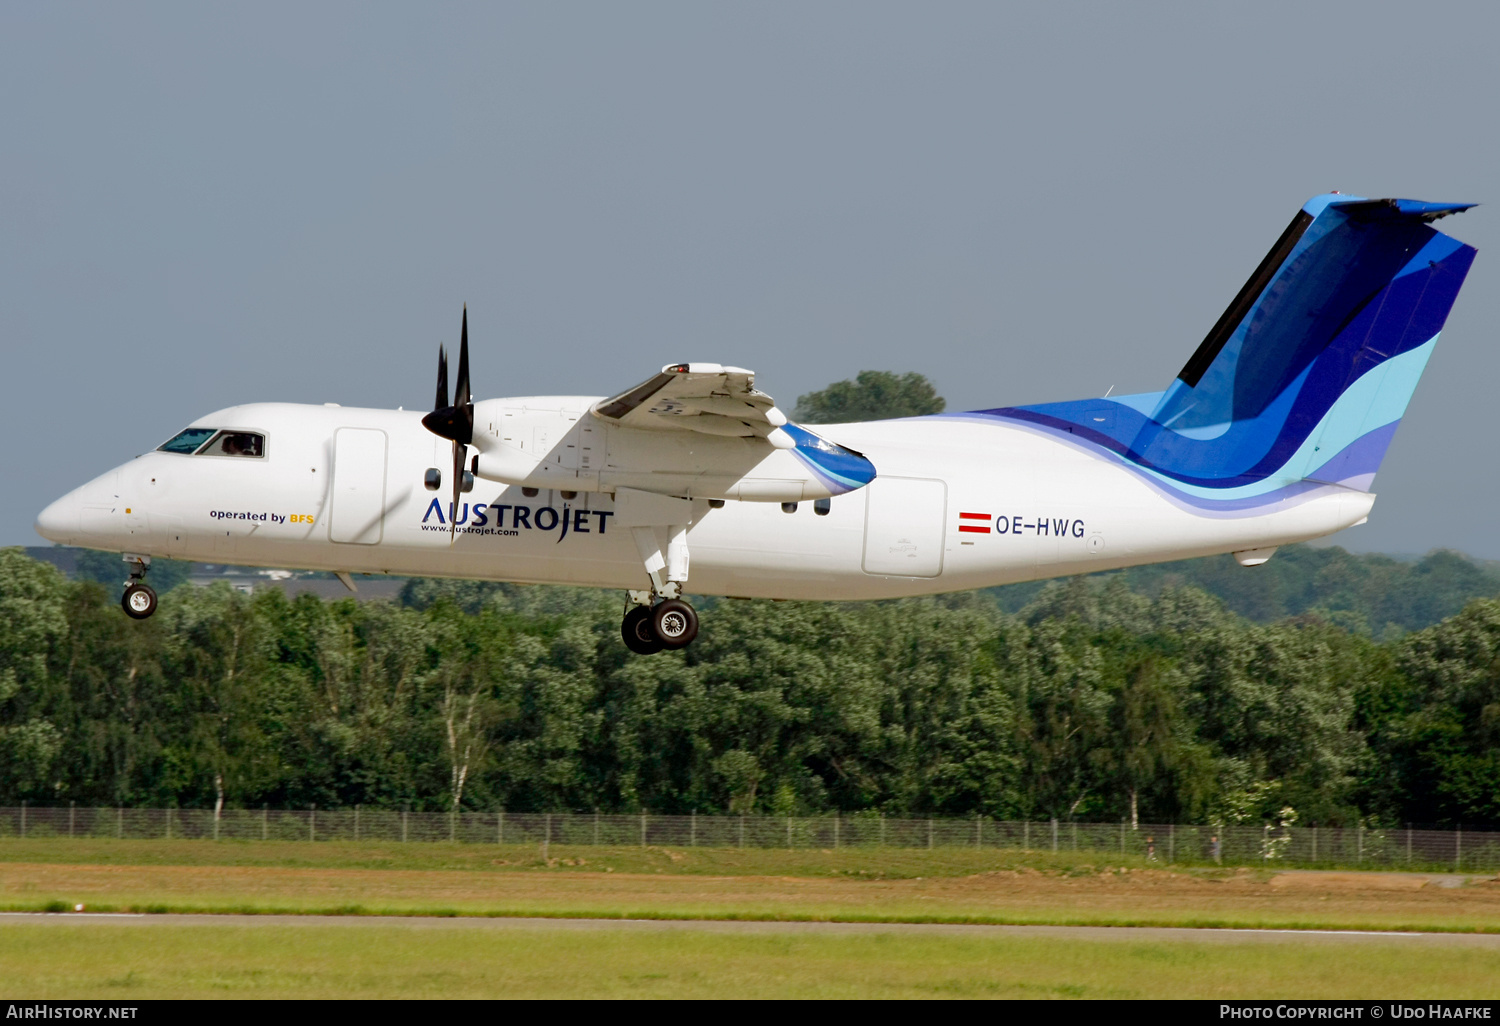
[202, 431, 266, 458]
[157, 427, 217, 454]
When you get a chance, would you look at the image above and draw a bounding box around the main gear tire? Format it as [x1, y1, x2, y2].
[652, 598, 699, 648]
[122, 583, 158, 620]
[622, 604, 664, 655]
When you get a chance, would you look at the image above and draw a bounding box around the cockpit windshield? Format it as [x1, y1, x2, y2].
[155, 428, 266, 457]
[157, 427, 217, 454]
[201, 431, 265, 457]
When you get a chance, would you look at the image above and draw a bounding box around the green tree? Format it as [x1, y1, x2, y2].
[0, 549, 70, 801]
[9, 542, 1500, 829]
[793, 371, 945, 423]
[1364, 598, 1500, 825]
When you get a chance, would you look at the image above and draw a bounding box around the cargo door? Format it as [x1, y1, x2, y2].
[861, 477, 947, 578]
[329, 428, 388, 545]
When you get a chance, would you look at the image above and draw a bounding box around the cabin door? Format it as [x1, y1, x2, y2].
[329, 428, 388, 545]
[861, 476, 947, 578]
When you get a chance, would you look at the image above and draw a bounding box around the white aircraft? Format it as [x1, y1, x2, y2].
[35, 194, 1477, 653]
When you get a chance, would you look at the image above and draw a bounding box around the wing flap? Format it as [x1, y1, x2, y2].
[593, 363, 790, 444]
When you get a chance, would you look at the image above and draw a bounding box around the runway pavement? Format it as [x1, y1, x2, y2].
[4, 912, 1499, 946]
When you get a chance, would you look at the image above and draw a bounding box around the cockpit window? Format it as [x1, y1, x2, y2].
[200, 431, 265, 458]
[157, 427, 217, 454]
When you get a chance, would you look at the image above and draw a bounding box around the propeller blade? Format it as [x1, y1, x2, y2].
[450, 440, 466, 542]
[422, 307, 476, 457]
[434, 345, 449, 411]
[455, 305, 471, 410]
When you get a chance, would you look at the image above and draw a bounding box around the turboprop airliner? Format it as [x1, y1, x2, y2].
[34, 194, 1478, 653]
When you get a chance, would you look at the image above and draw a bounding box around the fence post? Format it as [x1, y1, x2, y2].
[691, 810, 696, 848]
[928, 817, 934, 850]
[543, 813, 551, 862]
[833, 813, 839, 849]
[262, 804, 268, 841]
[117, 806, 123, 840]
[739, 813, 745, 849]
[1023, 820, 1029, 850]
[594, 809, 600, 846]
[498, 810, 504, 845]
[1406, 825, 1412, 866]
[641, 811, 647, 847]
[20, 800, 25, 839]
[69, 801, 75, 838]
[1169, 823, 1175, 864]
[165, 806, 171, 840]
[213, 801, 220, 842]
[310, 804, 316, 843]
[1357, 823, 1363, 864]
[354, 804, 360, 842]
[1311, 825, 1317, 864]
[787, 816, 792, 850]
[1072, 821, 1078, 852]
[976, 815, 982, 849]
[401, 809, 408, 843]
[1120, 820, 1126, 855]
[1051, 818, 1058, 852]
[879, 813, 885, 848]
[1457, 825, 1462, 872]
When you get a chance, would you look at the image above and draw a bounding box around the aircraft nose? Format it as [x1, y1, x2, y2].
[34, 494, 79, 544]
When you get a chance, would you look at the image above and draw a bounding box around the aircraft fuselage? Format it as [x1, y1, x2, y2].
[35, 399, 1370, 601]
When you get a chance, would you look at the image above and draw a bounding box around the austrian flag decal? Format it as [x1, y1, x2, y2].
[958, 512, 992, 534]
[959, 510, 1088, 538]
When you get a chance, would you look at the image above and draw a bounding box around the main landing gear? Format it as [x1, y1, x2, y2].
[621, 594, 699, 655]
[120, 555, 157, 620]
[615, 489, 701, 655]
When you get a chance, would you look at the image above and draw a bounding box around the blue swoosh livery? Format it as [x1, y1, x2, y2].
[962, 194, 1477, 514]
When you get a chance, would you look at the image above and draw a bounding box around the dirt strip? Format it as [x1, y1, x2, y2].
[6, 862, 1500, 933]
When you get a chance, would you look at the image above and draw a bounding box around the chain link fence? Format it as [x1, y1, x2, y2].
[1, 805, 1496, 872]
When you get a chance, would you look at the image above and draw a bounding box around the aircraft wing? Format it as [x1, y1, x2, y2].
[591, 363, 794, 447]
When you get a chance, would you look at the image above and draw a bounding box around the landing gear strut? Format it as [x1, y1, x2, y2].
[614, 488, 702, 655]
[120, 556, 157, 620]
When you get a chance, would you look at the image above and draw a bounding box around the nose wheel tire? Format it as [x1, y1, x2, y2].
[122, 582, 158, 620]
[622, 605, 664, 655]
[652, 598, 699, 649]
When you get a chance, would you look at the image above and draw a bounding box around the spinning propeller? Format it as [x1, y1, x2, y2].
[421, 306, 475, 540]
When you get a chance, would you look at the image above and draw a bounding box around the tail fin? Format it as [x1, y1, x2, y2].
[987, 194, 1477, 504]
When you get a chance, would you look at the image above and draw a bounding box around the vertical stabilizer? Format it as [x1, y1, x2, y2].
[980, 194, 1477, 509]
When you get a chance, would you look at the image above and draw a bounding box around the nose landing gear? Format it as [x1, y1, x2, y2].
[120, 556, 157, 620]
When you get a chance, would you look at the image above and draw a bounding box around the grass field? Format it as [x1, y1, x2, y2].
[2, 839, 1499, 932]
[3, 919, 1500, 999]
[3, 840, 1499, 998]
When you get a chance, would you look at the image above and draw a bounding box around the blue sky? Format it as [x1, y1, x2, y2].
[3, 2, 1496, 556]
